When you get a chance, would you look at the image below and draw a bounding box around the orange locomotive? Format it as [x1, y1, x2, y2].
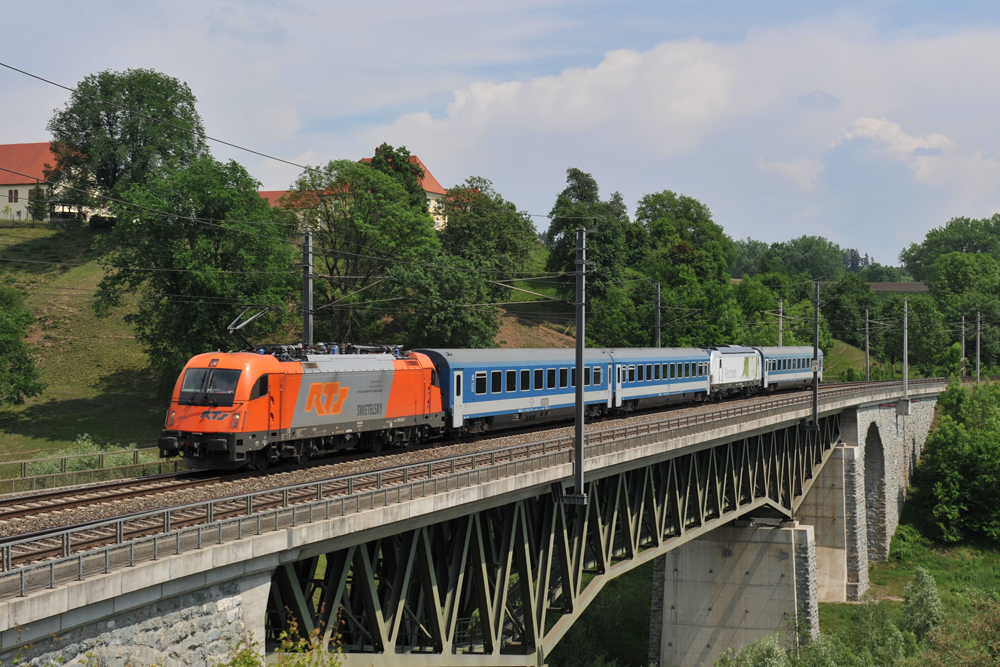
[157, 349, 445, 470]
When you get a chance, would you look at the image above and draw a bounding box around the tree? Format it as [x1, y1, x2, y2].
[770, 236, 845, 281]
[637, 190, 735, 282]
[821, 273, 878, 351]
[386, 252, 499, 348]
[546, 168, 634, 301]
[94, 156, 296, 390]
[283, 160, 439, 343]
[899, 567, 944, 641]
[367, 143, 429, 213]
[900, 214, 1000, 282]
[439, 177, 537, 295]
[46, 68, 207, 204]
[731, 237, 771, 278]
[26, 185, 47, 223]
[0, 287, 45, 405]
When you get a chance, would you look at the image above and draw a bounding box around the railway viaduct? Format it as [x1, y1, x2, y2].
[0, 381, 941, 667]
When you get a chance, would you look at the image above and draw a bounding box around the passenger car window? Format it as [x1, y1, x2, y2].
[638, 365, 644, 382]
[547, 369, 556, 389]
[507, 370, 517, 393]
[654, 364, 660, 380]
[584, 367, 591, 386]
[571, 367, 577, 387]
[475, 372, 487, 395]
[595, 367, 602, 385]
[535, 369, 544, 390]
[628, 365, 635, 382]
[491, 371, 502, 394]
[521, 369, 531, 391]
[647, 364, 652, 380]
[558, 368, 567, 388]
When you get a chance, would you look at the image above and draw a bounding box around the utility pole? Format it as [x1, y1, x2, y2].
[561, 227, 593, 505]
[977, 310, 981, 382]
[778, 299, 783, 347]
[303, 232, 313, 347]
[811, 283, 819, 428]
[654, 282, 661, 348]
[865, 308, 870, 382]
[961, 315, 966, 377]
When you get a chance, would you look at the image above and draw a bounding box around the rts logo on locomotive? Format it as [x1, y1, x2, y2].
[305, 382, 350, 416]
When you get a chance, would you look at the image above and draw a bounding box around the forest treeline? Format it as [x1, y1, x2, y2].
[5, 66, 1000, 404]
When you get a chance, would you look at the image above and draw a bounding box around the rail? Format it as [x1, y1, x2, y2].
[0, 379, 945, 601]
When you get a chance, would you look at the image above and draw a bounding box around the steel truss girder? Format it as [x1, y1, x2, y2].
[266, 414, 841, 666]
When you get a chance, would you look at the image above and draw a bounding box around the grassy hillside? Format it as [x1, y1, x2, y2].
[0, 223, 163, 460]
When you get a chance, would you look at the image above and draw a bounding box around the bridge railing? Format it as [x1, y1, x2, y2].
[0, 379, 944, 601]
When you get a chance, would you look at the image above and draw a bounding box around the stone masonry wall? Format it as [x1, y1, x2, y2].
[0, 581, 247, 667]
[793, 528, 819, 640]
[648, 554, 666, 666]
[844, 397, 936, 599]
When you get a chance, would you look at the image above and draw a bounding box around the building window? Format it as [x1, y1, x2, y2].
[11, 189, 17, 203]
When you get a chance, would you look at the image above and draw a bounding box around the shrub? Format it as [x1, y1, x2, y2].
[899, 567, 944, 641]
[715, 633, 789, 667]
[890, 524, 931, 562]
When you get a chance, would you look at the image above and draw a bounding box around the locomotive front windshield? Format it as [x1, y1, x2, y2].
[178, 369, 242, 407]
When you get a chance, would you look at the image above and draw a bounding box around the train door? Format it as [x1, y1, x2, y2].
[452, 371, 464, 428]
[267, 373, 282, 437]
[614, 364, 623, 407]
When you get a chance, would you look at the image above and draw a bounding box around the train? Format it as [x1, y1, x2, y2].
[157, 344, 823, 470]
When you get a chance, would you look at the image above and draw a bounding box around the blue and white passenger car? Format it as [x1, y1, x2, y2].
[609, 348, 711, 411]
[416, 349, 614, 432]
[758, 346, 823, 390]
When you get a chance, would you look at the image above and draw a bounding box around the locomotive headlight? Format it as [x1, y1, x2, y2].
[231, 412, 241, 429]
[166, 410, 176, 428]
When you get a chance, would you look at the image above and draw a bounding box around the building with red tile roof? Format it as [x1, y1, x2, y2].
[0, 142, 56, 221]
[259, 154, 449, 229]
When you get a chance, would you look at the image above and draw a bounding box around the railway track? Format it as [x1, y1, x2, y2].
[0, 378, 938, 571]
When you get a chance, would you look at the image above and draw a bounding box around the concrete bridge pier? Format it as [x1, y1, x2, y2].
[650, 522, 818, 667]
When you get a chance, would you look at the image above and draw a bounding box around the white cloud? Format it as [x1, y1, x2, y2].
[828, 117, 954, 161]
[755, 158, 825, 190]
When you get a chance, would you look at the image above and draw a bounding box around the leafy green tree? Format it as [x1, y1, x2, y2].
[858, 263, 909, 283]
[284, 160, 439, 343]
[439, 177, 537, 295]
[367, 143, 429, 213]
[732, 237, 772, 278]
[546, 168, 634, 301]
[26, 185, 47, 223]
[386, 252, 499, 348]
[914, 380, 1000, 542]
[46, 68, 207, 204]
[95, 156, 296, 390]
[900, 214, 1000, 282]
[588, 284, 649, 347]
[899, 567, 944, 641]
[770, 236, 845, 281]
[637, 190, 735, 281]
[821, 273, 878, 351]
[0, 287, 45, 405]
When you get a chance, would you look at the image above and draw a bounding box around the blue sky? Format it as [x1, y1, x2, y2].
[5, 1, 1000, 264]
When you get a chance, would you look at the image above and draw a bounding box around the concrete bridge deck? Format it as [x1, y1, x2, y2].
[0, 380, 943, 666]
